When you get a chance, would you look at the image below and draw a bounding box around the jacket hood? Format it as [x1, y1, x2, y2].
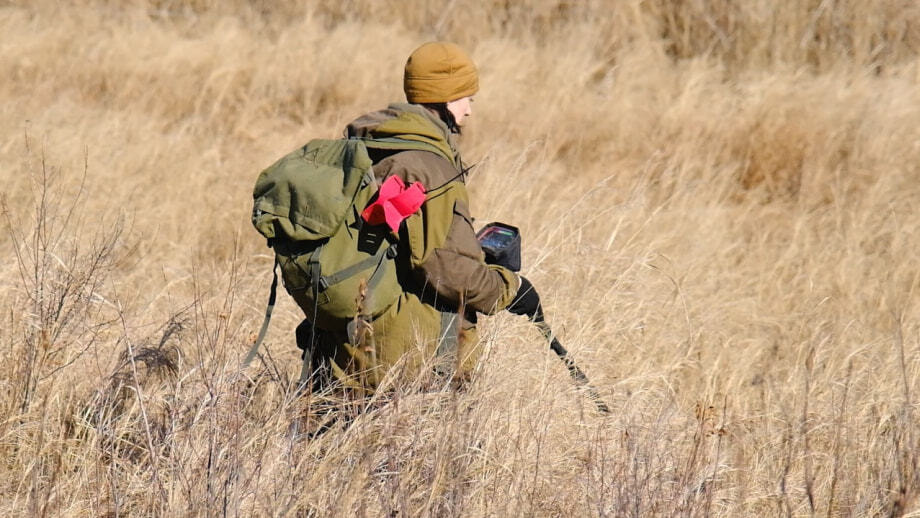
[345, 103, 459, 168]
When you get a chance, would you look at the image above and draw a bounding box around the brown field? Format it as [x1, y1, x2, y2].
[2, 1, 919, 516]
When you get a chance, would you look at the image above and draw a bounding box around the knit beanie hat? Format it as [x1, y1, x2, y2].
[403, 42, 479, 104]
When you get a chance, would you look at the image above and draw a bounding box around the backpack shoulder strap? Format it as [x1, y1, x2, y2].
[357, 136, 458, 168]
[241, 258, 279, 369]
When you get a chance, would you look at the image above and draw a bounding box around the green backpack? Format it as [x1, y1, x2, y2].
[251, 138, 403, 329]
[244, 136, 451, 368]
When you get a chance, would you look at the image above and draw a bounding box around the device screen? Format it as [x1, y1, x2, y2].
[478, 227, 516, 249]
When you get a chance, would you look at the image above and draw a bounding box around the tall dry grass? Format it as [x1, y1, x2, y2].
[1, 0, 919, 515]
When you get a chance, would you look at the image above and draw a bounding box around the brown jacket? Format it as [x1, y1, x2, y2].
[346, 103, 518, 317]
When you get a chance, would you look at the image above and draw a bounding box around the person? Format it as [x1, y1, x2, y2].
[292, 41, 541, 392]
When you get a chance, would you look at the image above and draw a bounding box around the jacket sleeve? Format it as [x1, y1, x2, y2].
[403, 180, 519, 315]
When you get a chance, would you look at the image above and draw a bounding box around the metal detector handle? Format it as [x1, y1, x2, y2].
[531, 307, 611, 414]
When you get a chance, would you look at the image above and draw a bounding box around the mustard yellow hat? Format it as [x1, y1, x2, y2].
[404, 42, 479, 104]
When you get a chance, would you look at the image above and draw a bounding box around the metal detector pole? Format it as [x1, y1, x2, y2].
[531, 307, 611, 414]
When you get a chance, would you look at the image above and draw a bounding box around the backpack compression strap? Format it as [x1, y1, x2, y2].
[315, 242, 398, 293]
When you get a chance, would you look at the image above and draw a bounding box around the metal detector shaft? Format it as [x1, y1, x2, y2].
[531, 308, 610, 414]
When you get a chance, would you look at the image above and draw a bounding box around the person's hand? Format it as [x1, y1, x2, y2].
[507, 276, 542, 319]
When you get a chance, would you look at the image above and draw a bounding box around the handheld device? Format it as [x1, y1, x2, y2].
[476, 222, 522, 272]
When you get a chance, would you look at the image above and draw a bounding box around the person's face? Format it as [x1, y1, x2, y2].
[446, 96, 473, 127]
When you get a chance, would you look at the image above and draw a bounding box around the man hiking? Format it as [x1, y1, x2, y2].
[253, 42, 541, 392]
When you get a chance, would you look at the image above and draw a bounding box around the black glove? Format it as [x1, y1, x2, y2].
[507, 276, 542, 319]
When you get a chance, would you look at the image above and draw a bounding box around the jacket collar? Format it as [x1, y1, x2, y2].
[345, 103, 459, 168]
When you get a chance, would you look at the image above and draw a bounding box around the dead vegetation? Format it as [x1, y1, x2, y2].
[0, 0, 918, 515]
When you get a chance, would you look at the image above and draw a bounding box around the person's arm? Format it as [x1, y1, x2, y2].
[375, 148, 517, 314]
[403, 181, 518, 314]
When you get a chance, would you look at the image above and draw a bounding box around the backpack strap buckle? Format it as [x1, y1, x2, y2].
[385, 243, 398, 259]
[311, 261, 331, 306]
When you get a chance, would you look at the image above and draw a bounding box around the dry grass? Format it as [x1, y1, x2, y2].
[1, 0, 919, 516]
